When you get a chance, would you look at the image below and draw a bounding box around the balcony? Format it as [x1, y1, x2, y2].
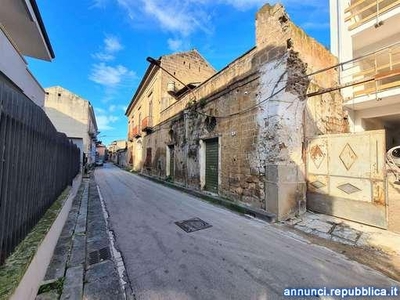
[130, 126, 141, 139]
[345, 0, 400, 30]
[141, 116, 153, 133]
[0, 28, 46, 107]
[128, 131, 134, 141]
[341, 42, 400, 102]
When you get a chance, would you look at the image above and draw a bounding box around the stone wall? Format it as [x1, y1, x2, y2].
[135, 3, 347, 220]
[127, 50, 216, 171]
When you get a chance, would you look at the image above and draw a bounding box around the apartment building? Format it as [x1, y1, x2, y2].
[311, 0, 400, 232]
[330, 0, 400, 146]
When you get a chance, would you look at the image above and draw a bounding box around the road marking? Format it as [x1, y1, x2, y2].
[97, 184, 133, 300]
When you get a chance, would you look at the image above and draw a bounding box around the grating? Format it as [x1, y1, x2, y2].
[175, 217, 212, 233]
[88, 247, 111, 265]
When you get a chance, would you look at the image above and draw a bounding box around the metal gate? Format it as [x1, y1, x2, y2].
[306, 130, 387, 228]
[205, 139, 219, 193]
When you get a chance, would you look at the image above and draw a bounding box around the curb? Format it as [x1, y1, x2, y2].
[136, 172, 276, 223]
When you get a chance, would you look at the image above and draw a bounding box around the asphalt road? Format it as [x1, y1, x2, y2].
[95, 163, 399, 300]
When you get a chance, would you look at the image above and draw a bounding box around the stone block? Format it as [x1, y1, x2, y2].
[60, 265, 83, 300]
[35, 291, 60, 300]
[331, 225, 361, 242]
[68, 234, 86, 267]
[84, 261, 124, 300]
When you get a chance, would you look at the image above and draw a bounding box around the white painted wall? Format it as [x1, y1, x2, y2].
[331, 0, 400, 133]
[44, 87, 98, 164]
[0, 28, 45, 107]
[70, 138, 84, 169]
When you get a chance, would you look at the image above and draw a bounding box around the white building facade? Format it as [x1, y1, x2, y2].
[330, 0, 400, 148]
[0, 0, 55, 106]
[328, 0, 400, 232]
[44, 86, 98, 166]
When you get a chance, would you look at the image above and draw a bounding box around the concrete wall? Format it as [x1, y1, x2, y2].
[127, 4, 347, 220]
[45, 86, 98, 164]
[0, 28, 45, 107]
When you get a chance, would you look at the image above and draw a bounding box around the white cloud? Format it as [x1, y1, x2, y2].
[93, 35, 123, 62]
[91, 0, 108, 8]
[219, 0, 265, 10]
[92, 52, 115, 61]
[104, 36, 123, 53]
[95, 107, 107, 114]
[167, 38, 183, 51]
[109, 104, 117, 112]
[89, 63, 135, 87]
[114, 0, 213, 37]
[108, 0, 324, 50]
[96, 114, 119, 131]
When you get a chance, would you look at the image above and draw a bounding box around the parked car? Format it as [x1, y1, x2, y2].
[95, 159, 104, 166]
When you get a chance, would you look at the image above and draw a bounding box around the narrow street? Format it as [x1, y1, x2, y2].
[95, 164, 398, 300]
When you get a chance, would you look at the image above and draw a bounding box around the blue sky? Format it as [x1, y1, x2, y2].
[28, 0, 330, 146]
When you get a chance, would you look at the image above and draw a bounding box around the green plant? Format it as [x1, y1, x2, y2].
[38, 277, 65, 296]
[199, 98, 207, 108]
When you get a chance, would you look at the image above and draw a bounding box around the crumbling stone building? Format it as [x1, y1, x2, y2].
[125, 3, 347, 220]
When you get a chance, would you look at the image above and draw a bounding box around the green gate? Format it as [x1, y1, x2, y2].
[205, 139, 219, 193]
[169, 145, 174, 180]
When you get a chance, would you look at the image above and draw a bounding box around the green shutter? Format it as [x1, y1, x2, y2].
[205, 139, 219, 193]
[169, 145, 174, 180]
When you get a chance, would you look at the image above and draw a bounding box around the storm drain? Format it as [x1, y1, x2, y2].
[88, 247, 111, 265]
[175, 217, 212, 233]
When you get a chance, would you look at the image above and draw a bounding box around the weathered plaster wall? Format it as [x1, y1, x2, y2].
[127, 50, 216, 171]
[132, 3, 347, 220]
[44, 86, 98, 163]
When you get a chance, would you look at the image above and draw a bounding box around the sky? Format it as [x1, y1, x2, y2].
[28, 0, 330, 146]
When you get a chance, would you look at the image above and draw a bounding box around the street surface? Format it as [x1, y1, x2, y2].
[95, 164, 399, 300]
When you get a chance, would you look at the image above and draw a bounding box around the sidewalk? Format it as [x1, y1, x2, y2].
[285, 211, 400, 256]
[36, 175, 130, 300]
[281, 212, 400, 282]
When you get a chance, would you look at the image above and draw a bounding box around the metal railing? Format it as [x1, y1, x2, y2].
[131, 125, 141, 138]
[141, 116, 153, 131]
[340, 42, 400, 99]
[345, 0, 400, 30]
[0, 73, 80, 265]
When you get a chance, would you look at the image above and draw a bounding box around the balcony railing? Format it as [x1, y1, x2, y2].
[340, 42, 400, 99]
[130, 126, 141, 139]
[128, 130, 134, 141]
[141, 116, 153, 132]
[345, 0, 400, 30]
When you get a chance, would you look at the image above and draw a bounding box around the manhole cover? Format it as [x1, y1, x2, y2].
[88, 247, 111, 265]
[175, 217, 212, 233]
